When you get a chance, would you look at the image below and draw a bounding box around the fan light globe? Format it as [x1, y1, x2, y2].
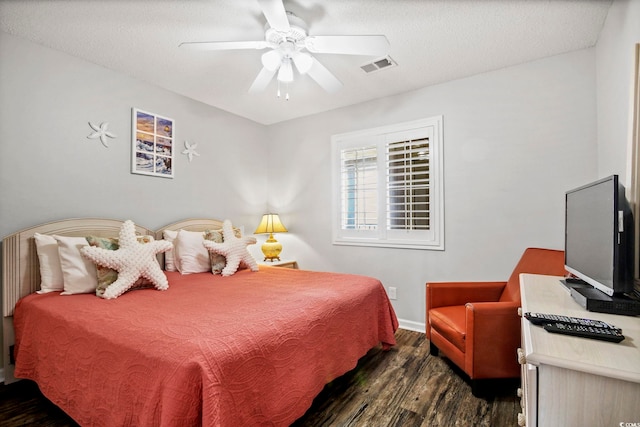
[277, 59, 294, 82]
[261, 50, 282, 71]
[293, 52, 313, 74]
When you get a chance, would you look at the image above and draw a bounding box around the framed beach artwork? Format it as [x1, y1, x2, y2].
[131, 108, 174, 178]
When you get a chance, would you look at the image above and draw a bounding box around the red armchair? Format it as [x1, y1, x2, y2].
[426, 248, 565, 393]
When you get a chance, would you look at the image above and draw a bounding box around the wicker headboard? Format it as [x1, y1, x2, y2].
[155, 218, 225, 237]
[2, 218, 156, 318]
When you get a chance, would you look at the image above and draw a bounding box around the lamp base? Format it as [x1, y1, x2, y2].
[261, 233, 282, 262]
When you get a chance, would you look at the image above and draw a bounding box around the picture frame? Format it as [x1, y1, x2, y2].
[131, 108, 174, 178]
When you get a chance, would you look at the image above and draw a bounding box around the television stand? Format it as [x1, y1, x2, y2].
[518, 274, 640, 426]
[570, 286, 640, 316]
[558, 277, 592, 293]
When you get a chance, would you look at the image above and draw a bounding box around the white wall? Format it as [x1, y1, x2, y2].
[0, 32, 269, 235]
[595, 0, 640, 185]
[0, 32, 269, 367]
[266, 49, 599, 329]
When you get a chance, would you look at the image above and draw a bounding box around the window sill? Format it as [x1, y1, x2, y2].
[332, 239, 444, 251]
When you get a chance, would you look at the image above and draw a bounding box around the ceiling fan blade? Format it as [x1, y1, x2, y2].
[179, 41, 269, 51]
[304, 35, 390, 56]
[307, 57, 343, 93]
[249, 66, 277, 93]
[257, 0, 290, 31]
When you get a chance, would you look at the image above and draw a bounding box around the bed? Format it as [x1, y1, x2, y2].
[2, 218, 398, 426]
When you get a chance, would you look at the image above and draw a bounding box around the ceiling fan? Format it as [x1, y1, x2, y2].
[179, 0, 390, 97]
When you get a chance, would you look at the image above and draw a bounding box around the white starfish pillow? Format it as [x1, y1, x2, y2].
[202, 220, 258, 276]
[80, 220, 173, 299]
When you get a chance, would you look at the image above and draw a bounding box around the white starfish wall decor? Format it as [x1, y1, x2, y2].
[182, 140, 200, 162]
[87, 121, 117, 147]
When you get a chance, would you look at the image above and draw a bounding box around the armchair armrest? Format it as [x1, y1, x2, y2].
[426, 281, 507, 310]
[464, 300, 522, 379]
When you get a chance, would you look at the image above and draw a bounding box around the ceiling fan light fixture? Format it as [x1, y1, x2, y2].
[181, 0, 390, 97]
[277, 59, 294, 83]
[292, 51, 313, 74]
[261, 50, 282, 71]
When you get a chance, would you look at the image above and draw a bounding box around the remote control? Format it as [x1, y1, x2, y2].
[524, 312, 621, 332]
[542, 322, 625, 343]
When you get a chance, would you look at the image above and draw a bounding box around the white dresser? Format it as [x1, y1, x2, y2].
[518, 273, 640, 426]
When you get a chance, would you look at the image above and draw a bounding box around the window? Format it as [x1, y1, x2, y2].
[332, 116, 444, 250]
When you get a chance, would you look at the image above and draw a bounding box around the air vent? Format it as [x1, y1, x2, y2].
[360, 56, 397, 74]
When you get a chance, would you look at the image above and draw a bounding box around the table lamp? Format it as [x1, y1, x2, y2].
[254, 213, 288, 261]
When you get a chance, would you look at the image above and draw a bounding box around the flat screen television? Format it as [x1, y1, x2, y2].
[564, 175, 634, 297]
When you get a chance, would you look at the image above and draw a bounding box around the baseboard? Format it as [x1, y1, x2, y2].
[398, 318, 425, 333]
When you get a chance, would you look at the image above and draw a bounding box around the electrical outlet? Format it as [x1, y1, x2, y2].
[388, 286, 397, 300]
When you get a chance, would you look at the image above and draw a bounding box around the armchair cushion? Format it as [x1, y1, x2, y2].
[428, 306, 466, 352]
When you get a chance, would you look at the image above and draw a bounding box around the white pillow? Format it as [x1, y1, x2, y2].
[33, 233, 64, 293]
[162, 229, 178, 271]
[174, 229, 210, 274]
[54, 235, 98, 295]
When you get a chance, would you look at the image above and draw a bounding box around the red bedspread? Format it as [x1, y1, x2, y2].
[14, 267, 398, 426]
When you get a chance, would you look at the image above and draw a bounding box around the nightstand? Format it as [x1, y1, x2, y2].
[259, 259, 298, 269]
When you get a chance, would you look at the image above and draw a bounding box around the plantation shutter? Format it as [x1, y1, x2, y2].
[332, 115, 443, 250]
[386, 137, 430, 231]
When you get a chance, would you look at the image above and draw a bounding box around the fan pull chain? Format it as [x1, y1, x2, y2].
[276, 81, 290, 100]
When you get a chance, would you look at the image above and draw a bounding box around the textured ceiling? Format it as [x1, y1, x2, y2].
[0, 0, 612, 125]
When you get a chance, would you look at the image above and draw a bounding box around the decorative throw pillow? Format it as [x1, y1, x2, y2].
[80, 220, 173, 299]
[162, 229, 179, 271]
[34, 233, 64, 293]
[202, 220, 258, 277]
[174, 230, 210, 274]
[54, 235, 99, 295]
[204, 227, 242, 274]
[86, 235, 155, 298]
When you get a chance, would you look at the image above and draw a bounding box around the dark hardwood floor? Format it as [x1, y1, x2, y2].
[0, 329, 520, 426]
